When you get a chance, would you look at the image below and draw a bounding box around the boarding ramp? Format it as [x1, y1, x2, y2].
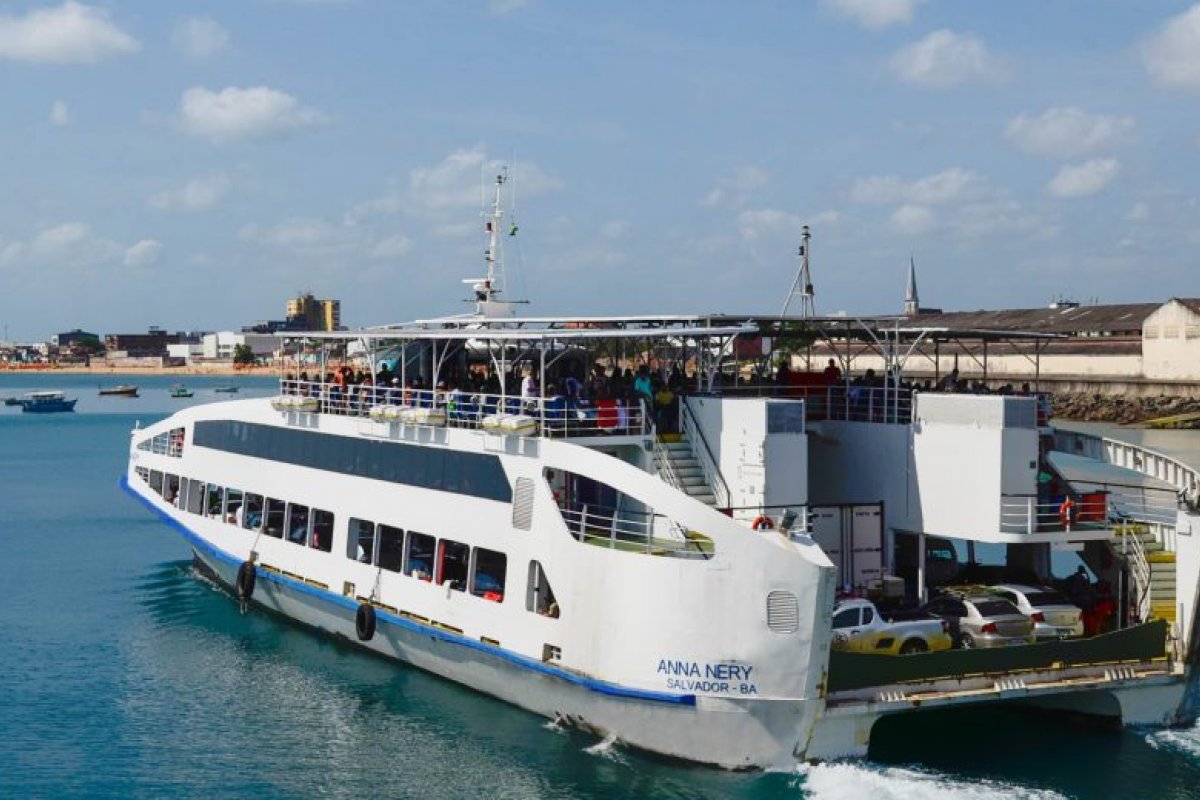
[1052, 425, 1200, 649]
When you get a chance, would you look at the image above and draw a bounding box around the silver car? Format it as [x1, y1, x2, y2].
[989, 583, 1084, 640]
[922, 593, 1035, 649]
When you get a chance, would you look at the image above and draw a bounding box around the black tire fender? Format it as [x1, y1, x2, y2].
[235, 560, 256, 601]
[355, 603, 377, 642]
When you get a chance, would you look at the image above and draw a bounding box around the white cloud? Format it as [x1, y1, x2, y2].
[824, 0, 921, 29]
[0, 2, 139, 64]
[150, 175, 231, 212]
[0, 222, 157, 271]
[240, 219, 341, 249]
[1143, 3, 1200, 90]
[179, 86, 326, 142]
[172, 17, 229, 60]
[736, 208, 803, 243]
[1046, 158, 1120, 198]
[49, 100, 70, 126]
[368, 234, 413, 259]
[408, 148, 561, 213]
[600, 220, 628, 239]
[850, 167, 984, 205]
[123, 239, 162, 267]
[889, 29, 1006, 89]
[1126, 202, 1150, 222]
[702, 165, 769, 208]
[487, 0, 529, 15]
[887, 204, 937, 235]
[1005, 107, 1134, 157]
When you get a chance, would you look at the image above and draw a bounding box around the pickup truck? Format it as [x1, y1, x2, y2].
[830, 598, 953, 655]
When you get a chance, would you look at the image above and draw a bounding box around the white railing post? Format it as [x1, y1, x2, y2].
[1027, 496, 1034, 535]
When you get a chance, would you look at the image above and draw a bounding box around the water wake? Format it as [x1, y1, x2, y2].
[583, 733, 627, 764]
[1146, 724, 1200, 758]
[798, 762, 1067, 800]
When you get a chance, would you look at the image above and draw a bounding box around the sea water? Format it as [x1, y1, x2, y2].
[3, 374, 1200, 799]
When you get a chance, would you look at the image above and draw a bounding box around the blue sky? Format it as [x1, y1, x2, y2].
[1, 0, 1199, 339]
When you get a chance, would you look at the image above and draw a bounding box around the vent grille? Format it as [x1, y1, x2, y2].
[512, 477, 535, 530]
[766, 591, 800, 634]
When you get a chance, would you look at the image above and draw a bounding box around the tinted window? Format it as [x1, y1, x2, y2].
[405, 532, 435, 580]
[311, 509, 334, 552]
[193, 420, 512, 503]
[286, 503, 310, 545]
[349, 518, 375, 563]
[861, 607, 874, 625]
[243, 493, 264, 530]
[378, 525, 405, 572]
[471, 549, 506, 601]
[264, 498, 286, 538]
[972, 600, 1020, 617]
[1025, 591, 1068, 606]
[438, 540, 470, 591]
[832, 608, 859, 629]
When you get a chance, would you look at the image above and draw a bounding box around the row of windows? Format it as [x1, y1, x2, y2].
[135, 467, 559, 618]
[136, 427, 185, 457]
[141, 467, 334, 552]
[349, 518, 507, 602]
[192, 420, 512, 503]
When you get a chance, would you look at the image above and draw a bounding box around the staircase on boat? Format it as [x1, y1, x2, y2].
[654, 434, 718, 508]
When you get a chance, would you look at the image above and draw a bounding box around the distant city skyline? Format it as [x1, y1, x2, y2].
[2, 1, 1199, 339]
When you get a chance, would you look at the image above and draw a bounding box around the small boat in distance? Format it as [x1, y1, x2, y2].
[99, 385, 139, 397]
[20, 391, 77, 413]
[170, 385, 194, 399]
[213, 386, 239, 394]
[3, 396, 21, 406]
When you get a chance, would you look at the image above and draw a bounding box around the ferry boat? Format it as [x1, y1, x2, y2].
[124, 176, 1200, 768]
[22, 390, 77, 413]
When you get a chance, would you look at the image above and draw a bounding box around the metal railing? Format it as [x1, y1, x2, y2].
[277, 379, 649, 438]
[711, 384, 913, 424]
[998, 494, 1111, 534]
[558, 504, 711, 559]
[719, 503, 811, 535]
[1118, 522, 1153, 624]
[679, 399, 731, 508]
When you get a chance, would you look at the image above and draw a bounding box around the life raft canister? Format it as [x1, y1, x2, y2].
[355, 603, 377, 642]
[751, 515, 774, 531]
[235, 560, 256, 601]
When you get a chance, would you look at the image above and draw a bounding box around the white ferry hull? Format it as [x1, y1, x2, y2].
[187, 541, 810, 769]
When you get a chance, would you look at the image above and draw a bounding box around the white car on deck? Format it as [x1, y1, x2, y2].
[989, 583, 1084, 640]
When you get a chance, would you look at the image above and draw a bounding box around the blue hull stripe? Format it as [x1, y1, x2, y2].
[120, 476, 695, 707]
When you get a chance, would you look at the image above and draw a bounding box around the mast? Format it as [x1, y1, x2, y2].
[780, 225, 815, 318]
[464, 167, 523, 319]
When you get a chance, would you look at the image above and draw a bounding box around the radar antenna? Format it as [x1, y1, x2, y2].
[780, 225, 815, 318]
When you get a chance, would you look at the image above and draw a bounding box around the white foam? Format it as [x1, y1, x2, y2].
[1146, 725, 1200, 758]
[799, 762, 1067, 800]
[583, 733, 627, 764]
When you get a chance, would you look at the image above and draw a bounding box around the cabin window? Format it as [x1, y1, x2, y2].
[349, 518, 376, 563]
[470, 549, 506, 602]
[135, 466, 150, 483]
[311, 509, 334, 552]
[832, 608, 859, 629]
[164, 474, 181, 506]
[149, 470, 163, 495]
[526, 561, 559, 618]
[378, 525, 405, 572]
[225, 489, 244, 525]
[243, 493, 264, 531]
[405, 532, 435, 581]
[206, 485, 225, 519]
[186, 479, 206, 515]
[437, 540, 470, 591]
[264, 498, 286, 538]
[286, 503, 310, 545]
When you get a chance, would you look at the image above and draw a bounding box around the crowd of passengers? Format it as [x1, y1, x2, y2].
[281, 358, 1049, 432]
[284, 361, 695, 433]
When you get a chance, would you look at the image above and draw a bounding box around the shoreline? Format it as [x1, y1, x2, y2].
[1, 365, 278, 377]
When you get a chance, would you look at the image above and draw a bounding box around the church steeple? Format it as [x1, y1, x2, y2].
[903, 256, 920, 317]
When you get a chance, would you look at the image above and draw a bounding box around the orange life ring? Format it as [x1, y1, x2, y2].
[751, 515, 774, 531]
[1059, 498, 1077, 524]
